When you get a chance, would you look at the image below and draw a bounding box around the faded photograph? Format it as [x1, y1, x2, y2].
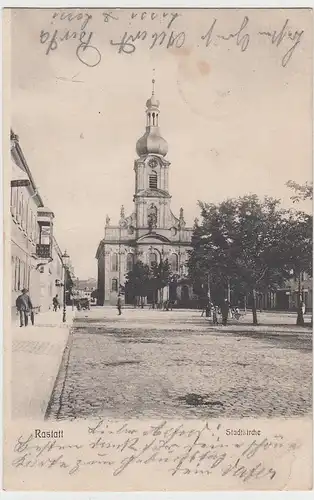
[4, 7, 313, 491]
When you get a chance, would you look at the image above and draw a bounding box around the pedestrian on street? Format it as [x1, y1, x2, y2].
[117, 295, 122, 315]
[16, 288, 33, 327]
[205, 300, 212, 318]
[212, 305, 218, 325]
[221, 299, 229, 326]
[52, 294, 59, 312]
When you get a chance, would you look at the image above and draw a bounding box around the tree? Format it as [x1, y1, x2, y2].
[286, 180, 313, 203]
[282, 210, 312, 325]
[150, 259, 172, 307]
[286, 180, 313, 325]
[188, 195, 293, 325]
[125, 261, 151, 307]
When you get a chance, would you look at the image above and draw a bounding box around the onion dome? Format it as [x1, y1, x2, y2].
[136, 129, 168, 157]
[146, 94, 160, 109]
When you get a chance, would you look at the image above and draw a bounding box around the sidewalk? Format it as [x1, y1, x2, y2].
[11, 307, 76, 420]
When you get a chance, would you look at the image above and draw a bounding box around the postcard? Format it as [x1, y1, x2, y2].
[3, 7, 313, 491]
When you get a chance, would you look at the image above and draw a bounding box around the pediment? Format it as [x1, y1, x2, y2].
[136, 232, 171, 244]
[135, 189, 171, 199]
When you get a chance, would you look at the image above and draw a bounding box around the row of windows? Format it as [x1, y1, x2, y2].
[111, 253, 135, 272]
[12, 256, 31, 292]
[11, 187, 38, 242]
[148, 252, 179, 272]
[147, 112, 159, 127]
[111, 253, 179, 273]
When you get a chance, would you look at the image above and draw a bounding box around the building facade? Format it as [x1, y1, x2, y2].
[10, 130, 69, 316]
[96, 82, 195, 305]
[272, 273, 312, 312]
[10, 131, 43, 314]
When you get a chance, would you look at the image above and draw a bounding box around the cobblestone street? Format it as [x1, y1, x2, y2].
[47, 307, 312, 420]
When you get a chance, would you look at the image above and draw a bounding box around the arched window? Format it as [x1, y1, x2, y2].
[111, 253, 118, 272]
[112, 278, 118, 292]
[149, 171, 158, 189]
[126, 253, 134, 272]
[149, 253, 157, 267]
[171, 253, 179, 273]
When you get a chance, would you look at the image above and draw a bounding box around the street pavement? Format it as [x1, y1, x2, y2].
[11, 307, 75, 419]
[46, 306, 312, 420]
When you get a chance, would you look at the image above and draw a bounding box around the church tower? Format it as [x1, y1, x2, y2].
[134, 77, 172, 231]
[96, 76, 194, 306]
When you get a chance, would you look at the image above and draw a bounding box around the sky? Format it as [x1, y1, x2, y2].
[9, 8, 312, 278]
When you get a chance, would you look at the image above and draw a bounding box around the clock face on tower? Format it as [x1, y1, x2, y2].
[148, 157, 158, 169]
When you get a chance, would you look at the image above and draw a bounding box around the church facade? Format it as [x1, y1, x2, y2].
[96, 81, 195, 306]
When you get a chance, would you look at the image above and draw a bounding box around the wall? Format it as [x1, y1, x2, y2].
[10, 159, 41, 315]
[101, 238, 192, 305]
[10, 135, 68, 317]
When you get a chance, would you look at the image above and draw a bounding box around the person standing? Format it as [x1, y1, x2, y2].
[117, 295, 122, 316]
[16, 288, 33, 327]
[212, 305, 218, 325]
[205, 300, 212, 318]
[52, 294, 59, 312]
[301, 299, 306, 316]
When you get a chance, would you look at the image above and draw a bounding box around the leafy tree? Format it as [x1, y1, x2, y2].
[282, 210, 312, 325]
[188, 195, 293, 325]
[286, 180, 313, 203]
[125, 261, 151, 307]
[286, 180, 313, 325]
[150, 259, 172, 307]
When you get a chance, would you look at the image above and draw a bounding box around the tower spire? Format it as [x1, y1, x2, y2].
[135, 74, 168, 157]
[152, 69, 156, 95]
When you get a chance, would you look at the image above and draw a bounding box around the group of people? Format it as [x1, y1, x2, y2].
[149, 300, 174, 311]
[16, 290, 61, 328]
[201, 299, 240, 326]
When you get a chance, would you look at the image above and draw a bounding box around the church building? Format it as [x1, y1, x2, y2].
[96, 80, 195, 306]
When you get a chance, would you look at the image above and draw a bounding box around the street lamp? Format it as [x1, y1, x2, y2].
[62, 250, 70, 323]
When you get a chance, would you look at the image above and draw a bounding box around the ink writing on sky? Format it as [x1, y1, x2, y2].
[38, 10, 305, 69]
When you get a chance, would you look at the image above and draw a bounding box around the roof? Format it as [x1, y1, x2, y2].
[11, 129, 44, 207]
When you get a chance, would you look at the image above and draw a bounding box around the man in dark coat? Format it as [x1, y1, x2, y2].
[52, 294, 60, 312]
[117, 295, 122, 316]
[16, 288, 33, 327]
